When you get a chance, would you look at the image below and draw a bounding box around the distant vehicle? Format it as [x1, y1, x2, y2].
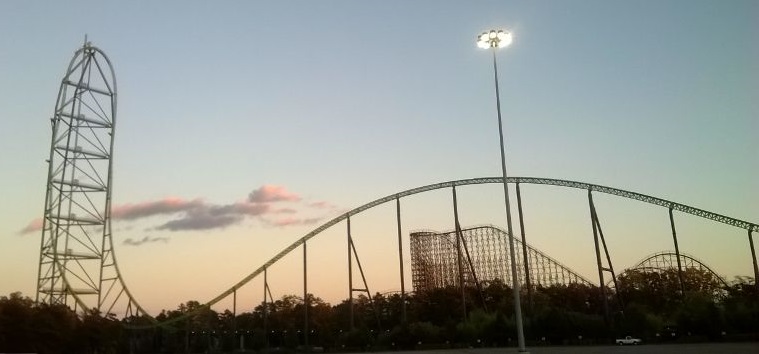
[616, 336, 642, 345]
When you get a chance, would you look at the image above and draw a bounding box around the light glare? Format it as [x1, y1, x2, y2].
[476, 29, 513, 50]
[499, 32, 513, 47]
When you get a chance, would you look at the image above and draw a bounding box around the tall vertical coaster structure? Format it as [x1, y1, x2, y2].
[36, 41, 145, 317]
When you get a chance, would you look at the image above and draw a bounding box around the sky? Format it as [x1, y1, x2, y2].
[0, 1, 757, 315]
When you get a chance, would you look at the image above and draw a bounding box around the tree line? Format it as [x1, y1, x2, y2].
[1, 268, 756, 353]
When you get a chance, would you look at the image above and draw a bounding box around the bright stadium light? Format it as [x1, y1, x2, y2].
[476, 29, 528, 353]
[477, 30, 513, 49]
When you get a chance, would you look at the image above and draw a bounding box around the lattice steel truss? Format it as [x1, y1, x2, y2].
[35, 41, 146, 317]
[627, 251, 729, 288]
[410, 225, 592, 292]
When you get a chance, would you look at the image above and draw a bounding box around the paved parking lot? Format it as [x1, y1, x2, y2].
[370, 343, 759, 354]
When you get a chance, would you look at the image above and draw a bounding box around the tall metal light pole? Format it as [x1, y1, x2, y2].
[477, 29, 528, 352]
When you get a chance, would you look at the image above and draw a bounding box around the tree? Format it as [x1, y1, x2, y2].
[77, 309, 121, 353]
[0, 292, 36, 352]
[721, 277, 758, 334]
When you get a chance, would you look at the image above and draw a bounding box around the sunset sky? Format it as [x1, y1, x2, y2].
[1, 0, 757, 315]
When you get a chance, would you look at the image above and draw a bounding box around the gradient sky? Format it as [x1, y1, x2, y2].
[1, 1, 757, 314]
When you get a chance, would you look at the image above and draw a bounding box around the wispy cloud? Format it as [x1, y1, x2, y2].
[248, 185, 301, 203]
[19, 218, 43, 235]
[20, 184, 335, 235]
[112, 197, 204, 220]
[212, 202, 270, 216]
[264, 216, 323, 227]
[123, 236, 169, 246]
[154, 202, 270, 231]
[308, 201, 336, 210]
[157, 214, 242, 231]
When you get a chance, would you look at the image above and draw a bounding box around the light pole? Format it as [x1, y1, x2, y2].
[477, 29, 528, 352]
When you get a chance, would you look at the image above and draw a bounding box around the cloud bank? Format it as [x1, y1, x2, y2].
[20, 184, 335, 238]
[111, 198, 204, 220]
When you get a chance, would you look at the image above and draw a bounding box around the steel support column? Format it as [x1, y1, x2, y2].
[669, 208, 686, 297]
[232, 288, 237, 342]
[350, 236, 381, 330]
[452, 187, 487, 311]
[263, 267, 269, 350]
[516, 183, 532, 311]
[395, 197, 407, 324]
[452, 186, 467, 320]
[347, 216, 354, 330]
[749, 229, 759, 293]
[345, 216, 379, 330]
[592, 201, 622, 310]
[303, 241, 308, 348]
[588, 190, 610, 325]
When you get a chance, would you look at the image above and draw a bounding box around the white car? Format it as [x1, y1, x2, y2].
[616, 336, 642, 345]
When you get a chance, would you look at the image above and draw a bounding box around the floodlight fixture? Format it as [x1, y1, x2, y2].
[477, 30, 512, 49]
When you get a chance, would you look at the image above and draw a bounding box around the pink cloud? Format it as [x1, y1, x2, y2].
[20, 184, 334, 234]
[248, 185, 301, 203]
[19, 218, 43, 235]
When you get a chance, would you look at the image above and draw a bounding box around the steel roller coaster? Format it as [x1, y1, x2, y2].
[35, 40, 147, 318]
[34, 43, 759, 332]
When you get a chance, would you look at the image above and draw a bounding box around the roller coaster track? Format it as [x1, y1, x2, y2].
[410, 225, 596, 291]
[627, 251, 730, 288]
[140, 176, 757, 327]
[37, 41, 150, 319]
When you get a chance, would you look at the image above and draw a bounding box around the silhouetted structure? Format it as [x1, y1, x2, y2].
[410, 225, 593, 293]
[36, 40, 146, 317]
